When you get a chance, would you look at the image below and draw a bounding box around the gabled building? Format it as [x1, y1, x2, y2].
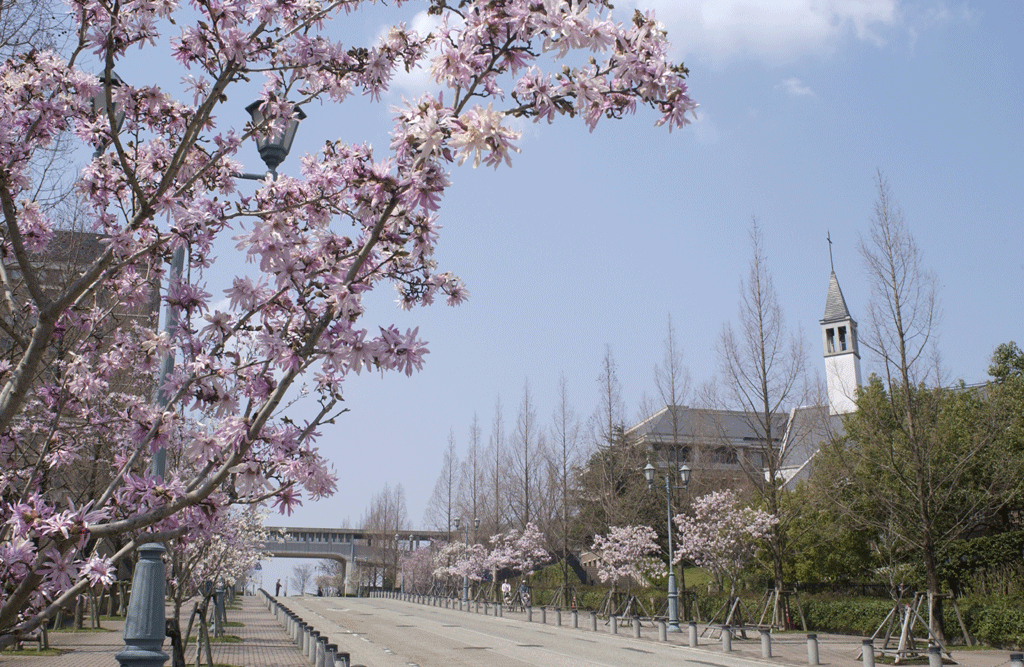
[626, 269, 857, 493]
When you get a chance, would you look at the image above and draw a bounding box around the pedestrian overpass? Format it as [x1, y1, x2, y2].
[263, 526, 448, 594]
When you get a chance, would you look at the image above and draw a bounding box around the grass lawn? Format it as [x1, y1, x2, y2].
[0, 647, 66, 656]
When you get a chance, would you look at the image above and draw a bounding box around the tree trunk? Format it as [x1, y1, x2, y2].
[166, 618, 186, 667]
[923, 545, 947, 645]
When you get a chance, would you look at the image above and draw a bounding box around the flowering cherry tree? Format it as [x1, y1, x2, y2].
[166, 507, 268, 662]
[485, 522, 549, 578]
[591, 524, 661, 588]
[0, 0, 695, 647]
[399, 545, 436, 594]
[673, 490, 778, 596]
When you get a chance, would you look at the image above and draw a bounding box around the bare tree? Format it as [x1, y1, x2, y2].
[423, 431, 460, 534]
[574, 347, 653, 541]
[361, 483, 409, 588]
[591, 345, 625, 450]
[860, 172, 941, 389]
[291, 564, 314, 596]
[458, 413, 486, 528]
[317, 560, 346, 596]
[509, 380, 543, 529]
[482, 397, 507, 536]
[549, 373, 581, 594]
[819, 172, 955, 643]
[653, 313, 692, 470]
[714, 218, 807, 624]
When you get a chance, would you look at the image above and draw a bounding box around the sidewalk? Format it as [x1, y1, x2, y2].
[0, 595, 308, 667]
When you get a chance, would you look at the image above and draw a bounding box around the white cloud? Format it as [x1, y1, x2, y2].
[778, 77, 815, 96]
[690, 109, 719, 145]
[378, 11, 446, 95]
[625, 0, 906, 63]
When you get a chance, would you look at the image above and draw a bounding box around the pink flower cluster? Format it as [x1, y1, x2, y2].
[673, 490, 778, 590]
[432, 522, 549, 583]
[0, 0, 694, 646]
[591, 524, 662, 584]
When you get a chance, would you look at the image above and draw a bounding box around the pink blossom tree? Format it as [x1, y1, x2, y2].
[591, 524, 661, 588]
[673, 490, 778, 597]
[166, 507, 268, 663]
[0, 0, 695, 647]
[486, 522, 549, 579]
[399, 546, 436, 595]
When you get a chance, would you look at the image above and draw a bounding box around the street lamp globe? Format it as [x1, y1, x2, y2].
[643, 461, 656, 486]
[245, 99, 307, 176]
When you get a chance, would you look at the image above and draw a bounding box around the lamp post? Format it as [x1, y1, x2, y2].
[453, 517, 479, 603]
[102, 74, 306, 667]
[644, 461, 691, 633]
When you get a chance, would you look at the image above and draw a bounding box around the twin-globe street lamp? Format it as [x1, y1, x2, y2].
[644, 461, 691, 633]
[97, 71, 307, 667]
[453, 517, 479, 604]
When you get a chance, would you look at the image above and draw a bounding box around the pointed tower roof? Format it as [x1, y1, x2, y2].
[822, 271, 852, 322]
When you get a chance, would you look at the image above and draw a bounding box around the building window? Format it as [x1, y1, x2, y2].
[826, 328, 836, 353]
[711, 447, 738, 465]
[838, 326, 848, 351]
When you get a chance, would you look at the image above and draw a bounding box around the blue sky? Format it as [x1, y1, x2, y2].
[114, 0, 1023, 588]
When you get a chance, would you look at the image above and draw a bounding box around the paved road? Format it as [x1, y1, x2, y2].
[288, 595, 717, 667]
[284, 596, 1019, 667]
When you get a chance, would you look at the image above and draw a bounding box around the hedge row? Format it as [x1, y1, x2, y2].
[798, 596, 1024, 650]
[525, 588, 1023, 650]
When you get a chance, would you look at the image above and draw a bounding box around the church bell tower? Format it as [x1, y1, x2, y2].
[821, 270, 862, 414]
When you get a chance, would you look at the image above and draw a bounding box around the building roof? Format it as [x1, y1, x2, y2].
[821, 271, 852, 323]
[627, 404, 790, 445]
[627, 403, 846, 490]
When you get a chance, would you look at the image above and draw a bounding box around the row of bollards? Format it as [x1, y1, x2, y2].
[258, 589, 349, 667]
[375, 589, 1023, 667]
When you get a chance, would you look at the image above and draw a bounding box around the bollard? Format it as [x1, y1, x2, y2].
[303, 625, 312, 658]
[541, 607, 546, 624]
[659, 620, 667, 642]
[807, 633, 819, 666]
[1010, 654, 1024, 667]
[336, 650, 351, 667]
[573, 610, 578, 629]
[527, 606, 533, 622]
[497, 603, 502, 618]
[928, 646, 943, 667]
[556, 609, 562, 627]
[863, 639, 875, 667]
[611, 615, 618, 634]
[689, 620, 698, 647]
[722, 626, 732, 652]
[484, 602, 489, 616]
[325, 644, 338, 667]
[590, 611, 598, 632]
[316, 637, 327, 667]
[633, 616, 641, 639]
[475, 600, 480, 614]
[296, 621, 305, 646]
[309, 630, 320, 663]
[761, 628, 772, 658]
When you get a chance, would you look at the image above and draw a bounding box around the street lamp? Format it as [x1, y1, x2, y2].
[453, 517, 479, 603]
[244, 99, 307, 179]
[644, 461, 691, 633]
[106, 74, 307, 667]
[91, 70, 126, 157]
